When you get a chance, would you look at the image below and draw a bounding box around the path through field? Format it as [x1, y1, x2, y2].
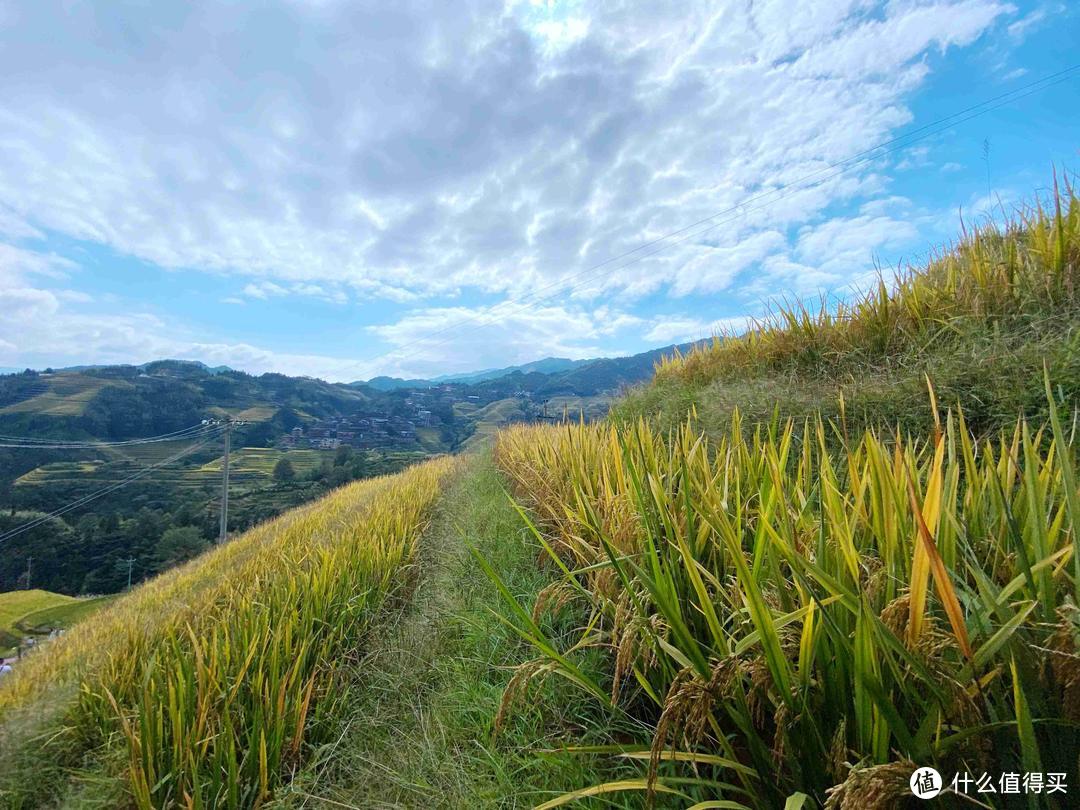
[274, 455, 637, 809]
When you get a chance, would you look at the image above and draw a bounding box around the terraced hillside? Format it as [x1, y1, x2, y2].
[2, 184, 1077, 810]
[0, 456, 456, 808]
[0, 372, 120, 416]
[15, 446, 429, 493]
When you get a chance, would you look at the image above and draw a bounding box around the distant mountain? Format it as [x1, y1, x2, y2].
[536, 342, 705, 396]
[431, 356, 591, 384]
[426, 341, 708, 403]
[2, 339, 712, 440]
[360, 375, 434, 392]
[356, 356, 592, 389]
[5, 359, 237, 376]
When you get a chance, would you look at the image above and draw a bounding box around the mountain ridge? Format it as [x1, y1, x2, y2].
[353, 343, 702, 392]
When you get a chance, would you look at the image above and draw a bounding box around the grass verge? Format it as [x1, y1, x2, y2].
[274, 453, 648, 809]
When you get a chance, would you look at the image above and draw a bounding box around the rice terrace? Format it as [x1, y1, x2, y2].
[0, 2, 1078, 808]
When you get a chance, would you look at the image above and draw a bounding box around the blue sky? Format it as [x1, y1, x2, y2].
[0, 0, 1077, 381]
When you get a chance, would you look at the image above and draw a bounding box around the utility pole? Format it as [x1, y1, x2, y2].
[218, 419, 232, 545]
[201, 415, 245, 546]
[124, 556, 136, 591]
[23, 556, 31, 590]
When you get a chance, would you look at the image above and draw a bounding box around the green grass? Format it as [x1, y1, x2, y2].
[15, 595, 117, 634]
[0, 589, 96, 656]
[0, 373, 121, 416]
[0, 589, 76, 632]
[616, 180, 1080, 441]
[15, 447, 336, 491]
[274, 453, 646, 809]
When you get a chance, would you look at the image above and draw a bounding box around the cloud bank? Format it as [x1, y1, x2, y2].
[0, 0, 1019, 378]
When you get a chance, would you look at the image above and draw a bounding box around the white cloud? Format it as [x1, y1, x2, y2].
[0, 0, 1025, 376]
[0, 243, 76, 285]
[0, 207, 42, 240]
[241, 279, 346, 304]
[0, 0, 1013, 308]
[0, 243, 647, 379]
[1007, 6, 1049, 39]
[644, 315, 753, 345]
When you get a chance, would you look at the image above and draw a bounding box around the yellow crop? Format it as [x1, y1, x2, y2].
[490, 381, 1080, 806]
[0, 455, 457, 808]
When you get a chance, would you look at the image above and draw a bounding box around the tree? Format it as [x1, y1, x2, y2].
[333, 445, 354, 467]
[154, 526, 207, 570]
[327, 465, 350, 488]
[273, 457, 296, 482]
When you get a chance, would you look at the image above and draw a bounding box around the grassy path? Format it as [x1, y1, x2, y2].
[275, 453, 637, 809]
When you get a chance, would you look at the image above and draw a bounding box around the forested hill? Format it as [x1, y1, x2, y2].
[0, 342, 700, 443]
[0, 360, 372, 442]
[0, 343, 696, 596]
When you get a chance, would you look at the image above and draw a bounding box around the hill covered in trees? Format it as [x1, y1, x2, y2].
[0, 343, 692, 596]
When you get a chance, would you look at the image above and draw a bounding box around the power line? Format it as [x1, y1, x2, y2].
[0, 422, 224, 449]
[348, 61, 1080, 374]
[0, 435, 219, 545]
[0, 423, 221, 447]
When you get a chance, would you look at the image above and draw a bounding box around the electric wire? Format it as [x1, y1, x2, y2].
[0, 433, 223, 545]
[0, 423, 224, 449]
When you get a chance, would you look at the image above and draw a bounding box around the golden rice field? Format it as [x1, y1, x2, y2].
[0, 455, 457, 808]
[655, 182, 1079, 390]
[490, 381, 1080, 808]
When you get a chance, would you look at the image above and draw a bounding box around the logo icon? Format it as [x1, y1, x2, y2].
[910, 766, 943, 799]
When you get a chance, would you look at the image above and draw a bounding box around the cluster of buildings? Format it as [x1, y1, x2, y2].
[281, 412, 433, 450]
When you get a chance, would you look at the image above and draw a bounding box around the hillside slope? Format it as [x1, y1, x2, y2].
[0, 589, 76, 653]
[617, 184, 1080, 440]
[0, 456, 456, 808]
[462, 184, 1080, 808]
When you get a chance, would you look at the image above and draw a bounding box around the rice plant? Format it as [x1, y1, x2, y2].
[489, 379, 1080, 808]
[0, 456, 457, 808]
[654, 178, 1079, 390]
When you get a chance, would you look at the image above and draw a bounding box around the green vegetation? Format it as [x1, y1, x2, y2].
[0, 589, 75, 632]
[272, 456, 296, 481]
[617, 182, 1080, 441]
[1, 181, 1076, 809]
[277, 454, 643, 808]
[0, 457, 456, 808]
[0, 589, 114, 654]
[14, 594, 117, 634]
[16, 447, 332, 490]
